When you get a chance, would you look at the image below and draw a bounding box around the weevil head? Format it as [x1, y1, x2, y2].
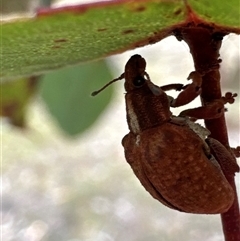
[124, 54, 163, 96]
[124, 55, 147, 92]
[91, 54, 171, 133]
[124, 55, 172, 134]
[91, 54, 162, 97]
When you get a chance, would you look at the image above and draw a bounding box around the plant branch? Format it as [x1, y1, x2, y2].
[175, 22, 240, 241]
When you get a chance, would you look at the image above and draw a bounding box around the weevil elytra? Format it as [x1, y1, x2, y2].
[92, 54, 239, 214]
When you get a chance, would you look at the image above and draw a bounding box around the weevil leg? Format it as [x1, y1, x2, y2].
[160, 83, 184, 92]
[170, 71, 202, 107]
[231, 146, 240, 158]
[179, 99, 225, 119]
[206, 138, 240, 176]
[179, 92, 238, 120]
[221, 92, 238, 104]
[160, 71, 203, 107]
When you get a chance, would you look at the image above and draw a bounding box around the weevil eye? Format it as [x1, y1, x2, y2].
[133, 76, 145, 87]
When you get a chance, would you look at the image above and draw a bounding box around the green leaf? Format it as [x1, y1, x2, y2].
[1, 0, 239, 81]
[39, 60, 113, 136]
[1, 0, 185, 81]
[188, 0, 240, 27]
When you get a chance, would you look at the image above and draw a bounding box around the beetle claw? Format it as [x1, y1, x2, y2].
[231, 146, 240, 158]
[222, 92, 238, 104]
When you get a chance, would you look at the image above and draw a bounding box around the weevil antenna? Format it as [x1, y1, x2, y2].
[144, 72, 161, 96]
[91, 73, 124, 96]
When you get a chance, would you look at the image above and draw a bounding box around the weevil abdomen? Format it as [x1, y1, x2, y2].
[122, 122, 234, 214]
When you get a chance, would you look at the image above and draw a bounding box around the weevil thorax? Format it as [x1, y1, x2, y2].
[124, 55, 172, 135]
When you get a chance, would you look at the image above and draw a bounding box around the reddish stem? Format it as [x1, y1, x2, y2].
[177, 25, 240, 240]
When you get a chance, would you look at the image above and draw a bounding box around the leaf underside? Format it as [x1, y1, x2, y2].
[1, 0, 239, 81]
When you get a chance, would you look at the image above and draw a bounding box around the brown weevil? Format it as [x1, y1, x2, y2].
[92, 54, 239, 214]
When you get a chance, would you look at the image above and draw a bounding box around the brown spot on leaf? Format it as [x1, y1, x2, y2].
[52, 45, 61, 49]
[174, 8, 182, 16]
[132, 5, 146, 12]
[97, 28, 107, 32]
[122, 29, 134, 35]
[54, 38, 67, 43]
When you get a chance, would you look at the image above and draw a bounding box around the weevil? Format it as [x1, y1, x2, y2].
[92, 54, 239, 214]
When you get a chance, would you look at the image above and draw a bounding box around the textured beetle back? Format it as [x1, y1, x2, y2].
[125, 86, 171, 134]
[122, 122, 234, 214]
